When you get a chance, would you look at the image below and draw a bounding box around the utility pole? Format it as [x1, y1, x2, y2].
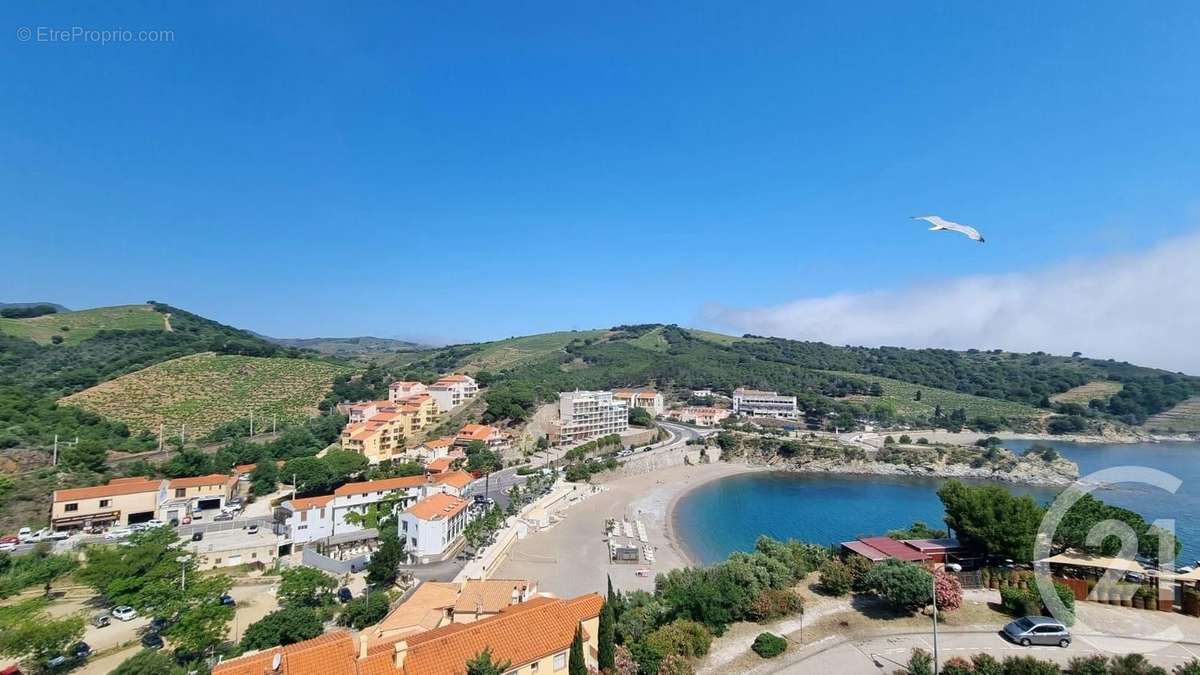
[272, 416, 277, 434]
[159, 424, 164, 452]
[932, 572, 940, 675]
[181, 424, 186, 447]
[249, 411, 254, 437]
[53, 435, 58, 466]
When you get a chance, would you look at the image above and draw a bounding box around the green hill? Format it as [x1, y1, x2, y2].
[391, 324, 1199, 433]
[60, 352, 353, 437]
[0, 304, 165, 345]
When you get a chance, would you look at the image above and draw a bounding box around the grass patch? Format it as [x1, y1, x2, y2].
[59, 352, 352, 436]
[820, 370, 1044, 422]
[684, 328, 765, 346]
[1050, 380, 1123, 405]
[0, 304, 164, 345]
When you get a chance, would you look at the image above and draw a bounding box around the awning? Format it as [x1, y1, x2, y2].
[1037, 553, 1147, 574]
[52, 510, 120, 527]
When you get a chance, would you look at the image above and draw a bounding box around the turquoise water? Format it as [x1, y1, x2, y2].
[674, 440, 1200, 566]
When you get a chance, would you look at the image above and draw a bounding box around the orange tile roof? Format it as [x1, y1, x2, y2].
[404, 494, 468, 521]
[453, 579, 533, 614]
[455, 424, 498, 441]
[423, 437, 455, 449]
[436, 470, 473, 490]
[53, 478, 163, 502]
[398, 593, 603, 674]
[168, 474, 235, 489]
[213, 595, 602, 675]
[436, 374, 473, 384]
[424, 457, 454, 473]
[290, 494, 334, 510]
[212, 630, 358, 675]
[369, 581, 459, 643]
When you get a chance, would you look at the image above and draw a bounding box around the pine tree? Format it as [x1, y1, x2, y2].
[598, 601, 615, 672]
[569, 624, 587, 675]
[466, 648, 511, 675]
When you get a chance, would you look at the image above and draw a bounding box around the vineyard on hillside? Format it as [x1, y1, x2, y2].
[59, 352, 353, 436]
[0, 304, 165, 345]
[823, 370, 1046, 426]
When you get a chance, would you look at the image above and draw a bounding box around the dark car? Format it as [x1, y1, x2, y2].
[141, 633, 165, 650]
[71, 642, 91, 659]
[219, 594, 236, 606]
[1002, 616, 1071, 647]
[149, 617, 169, 633]
[338, 587, 353, 603]
[191, 531, 204, 542]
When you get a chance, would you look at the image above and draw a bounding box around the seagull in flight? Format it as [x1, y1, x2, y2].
[913, 215, 985, 243]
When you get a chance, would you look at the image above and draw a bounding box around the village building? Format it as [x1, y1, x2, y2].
[613, 388, 665, 416]
[453, 423, 505, 449]
[398, 493, 472, 563]
[50, 477, 167, 531]
[428, 374, 479, 412]
[668, 406, 732, 427]
[557, 390, 629, 443]
[732, 387, 799, 419]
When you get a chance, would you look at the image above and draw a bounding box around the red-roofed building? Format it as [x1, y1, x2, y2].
[841, 536, 964, 565]
[453, 424, 504, 449]
[51, 478, 166, 531]
[399, 494, 471, 563]
[429, 374, 479, 412]
[212, 593, 603, 675]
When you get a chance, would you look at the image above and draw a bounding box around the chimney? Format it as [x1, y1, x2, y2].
[511, 586, 520, 605]
[393, 640, 409, 669]
[359, 634, 368, 660]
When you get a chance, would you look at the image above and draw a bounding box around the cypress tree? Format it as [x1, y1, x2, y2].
[569, 624, 587, 675]
[597, 601, 615, 672]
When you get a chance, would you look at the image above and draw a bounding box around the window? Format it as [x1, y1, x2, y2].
[554, 652, 567, 670]
[175, 488, 186, 498]
[65, 503, 78, 512]
[99, 499, 111, 508]
[530, 663, 539, 673]
[251, 553, 257, 559]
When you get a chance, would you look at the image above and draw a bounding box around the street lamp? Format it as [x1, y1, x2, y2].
[931, 571, 939, 675]
[177, 554, 191, 592]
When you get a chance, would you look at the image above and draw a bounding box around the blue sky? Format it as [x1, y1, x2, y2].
[3, 2, 1199, 364]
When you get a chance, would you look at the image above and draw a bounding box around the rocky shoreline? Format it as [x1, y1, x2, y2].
[774, 457, 1078, 487]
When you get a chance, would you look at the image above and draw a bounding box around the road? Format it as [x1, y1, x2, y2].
[778, 628, 1200, 674]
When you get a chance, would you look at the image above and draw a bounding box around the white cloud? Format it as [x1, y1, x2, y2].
[706, 233, 1200, 375]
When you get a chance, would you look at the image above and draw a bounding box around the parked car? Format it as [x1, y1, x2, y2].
[144, 519, 165, 529]
[104, 527, 132, 540]
[112, 606, 138, 621]
[219, 594, 236, 606]
[71, 642, 91, 659]
[338, 587, 353, 603]
[149, 617, 169, 633]
[91, 613, 111, 628]
[1002, 616, 1071, 647]
[17, 527, 33, 542]
[245, 524, 259, 535]
[191, 531, 204, 542]
[213, 513, 234, 522]
[44, 655, 68, 671]
[140, 633, 164, 650]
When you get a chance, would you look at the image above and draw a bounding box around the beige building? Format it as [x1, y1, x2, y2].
[160, 473, 237, 521]
[557, 390, 629, 442]
[613, 388, 665, 416]
[451, 579, 538, 623]
[669, 405, 733, 427]
[51, 477, 166, 530]
[340, 394, 440, 463]
[428, 374, 479, 412]
[186, 528, 278, 571]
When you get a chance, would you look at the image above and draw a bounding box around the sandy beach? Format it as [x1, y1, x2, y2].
[493, 451, 763, 597]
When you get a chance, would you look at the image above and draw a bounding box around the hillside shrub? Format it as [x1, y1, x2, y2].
[934, 569, 963, 612]
[746, 588, 803, 622]
[864, 559, 933, 613]
[817, 559, 853, 596]
[750, 633, 787, 659]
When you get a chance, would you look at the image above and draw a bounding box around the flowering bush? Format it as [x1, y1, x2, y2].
[934, 569, 963, 612]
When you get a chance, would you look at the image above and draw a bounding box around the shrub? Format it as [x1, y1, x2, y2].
[746, 588, 803, 622]
[970, 654, 1005, 675]
[846, 554, 874, 592]
[1000, 654, 1062, 675]
[906, 648, 934, 675]
[655, 654, 694, 675]
[864, 559, 933, 613]
[1174, 659, 1200, 675]
[942, 656, 974, 675]
[750, 633, 787, 659]
[1066, 655, 1110, 675]
[817, 559, 854, 596]
[644, 619, 712, 660]
[934, 569, 963, 612]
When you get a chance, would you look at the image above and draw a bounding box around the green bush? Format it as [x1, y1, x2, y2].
[751, 633, 787, 659]
[746, 588, 803, 622]
[817, 559, 854, 596]
[999, 582, 1075, 626]
[864, 559, 933, 613]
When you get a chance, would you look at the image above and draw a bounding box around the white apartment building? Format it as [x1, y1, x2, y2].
[281, 471, 474, 545]
[429, 374, 480, 412]
[399, 493, 472, 563]
[732, 387, 799, 419]
[388, 381, 428, 402]
[613, 388, 665, 416]
[558, 390, 629, 443]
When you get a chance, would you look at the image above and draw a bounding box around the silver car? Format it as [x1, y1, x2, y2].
[1002, 616, 1071, 647]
